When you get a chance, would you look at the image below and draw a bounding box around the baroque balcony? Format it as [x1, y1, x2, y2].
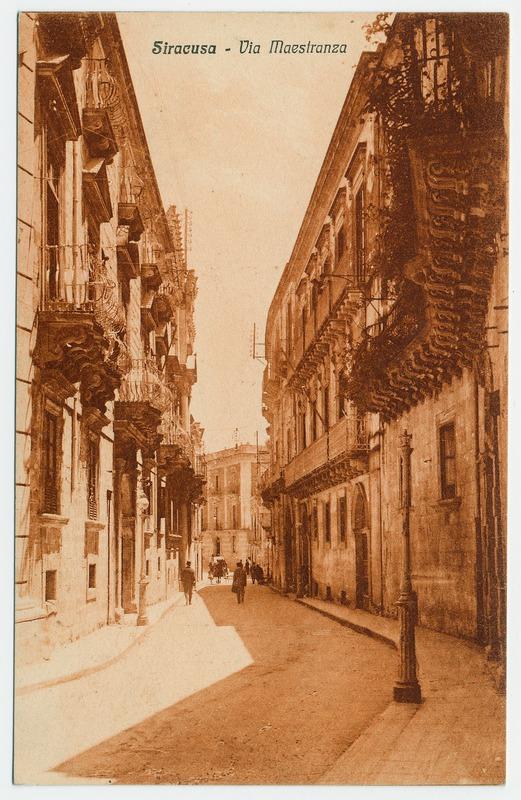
[348, 126, 505, 419]
[284, 414, 369, 498]
[165, 353, 196, 393]
[115, 357, 172, 449]
[34, 250, 125, 413]
[141, 263, 172, 331]
[158, 418, 206, 504]
[82, 58, 119, 162]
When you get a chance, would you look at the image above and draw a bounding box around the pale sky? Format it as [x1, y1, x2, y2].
[118, 12, 378, 452]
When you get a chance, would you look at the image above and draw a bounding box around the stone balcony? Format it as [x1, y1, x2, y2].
[284, 414, 369, 498]
[34, 252, 124, 414]
[158, 419, 206, 503]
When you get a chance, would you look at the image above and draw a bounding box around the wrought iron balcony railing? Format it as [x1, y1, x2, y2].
[84, 57, 119, 111]
[41, 247, 126, 338]
[160, 415, 195, 465]
[118, 357, 172, 413]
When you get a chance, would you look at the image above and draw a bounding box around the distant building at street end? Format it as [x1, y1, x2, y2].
[261, 13, 507, 686]
[202, 444, 269, 570]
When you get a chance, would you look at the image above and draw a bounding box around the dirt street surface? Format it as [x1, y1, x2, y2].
[17, 584, 396, 784]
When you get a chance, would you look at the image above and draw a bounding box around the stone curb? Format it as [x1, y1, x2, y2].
[16, 593, 185, 696]
[295, 598, 398, 650]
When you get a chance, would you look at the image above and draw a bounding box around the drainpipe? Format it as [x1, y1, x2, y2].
[106, 489, 112, 625]
[378, 421, 385, 611]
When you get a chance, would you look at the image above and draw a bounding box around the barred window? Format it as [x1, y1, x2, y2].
[415, 17, 453, 108]
[42, 410, 60, 514]
[324, 501, 331, 544]
[338, 495, 347, 542]
[440, 422, 456, 499]
[87, 436, 99, 520]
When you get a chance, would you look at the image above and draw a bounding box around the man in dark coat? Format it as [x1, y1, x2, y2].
[181, 560, 196, 605]
[232, 561, 247, 604]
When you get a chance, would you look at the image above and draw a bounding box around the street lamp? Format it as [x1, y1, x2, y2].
[136, 485, 150, 626]
[393, 430, 422, 703]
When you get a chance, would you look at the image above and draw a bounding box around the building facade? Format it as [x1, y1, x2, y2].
[202, 444, 269, 570]
[16, 12, 205, 664]
[261, 14, 507, 679]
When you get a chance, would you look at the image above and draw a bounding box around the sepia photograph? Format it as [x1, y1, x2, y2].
[13, 5, 509, 789]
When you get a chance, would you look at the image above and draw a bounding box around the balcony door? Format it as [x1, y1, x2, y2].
[353, 485, 370, 610]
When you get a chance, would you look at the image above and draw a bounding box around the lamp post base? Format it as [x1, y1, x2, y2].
[393, 681, 422, 704]
[136, 577, 149, 626]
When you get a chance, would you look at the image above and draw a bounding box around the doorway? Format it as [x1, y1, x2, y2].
[353, 486, 370, 610]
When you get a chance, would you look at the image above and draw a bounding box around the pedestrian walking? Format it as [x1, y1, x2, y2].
[245, 558, 250, 577]
[208, 562, 214, 584]
[231, 561, 247, 604]
[256, 564, 264, 584]
[251, 561, 256, 584]
[214, 559, 223, 583]
[181, 560, 196, 605]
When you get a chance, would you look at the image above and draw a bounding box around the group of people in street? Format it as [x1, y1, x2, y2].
[180, 556, 267, 608]
[231, 559, 265, 604]
[207, 557, 228, 584]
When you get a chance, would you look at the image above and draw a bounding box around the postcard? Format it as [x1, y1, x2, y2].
[14, 9, 508, 787]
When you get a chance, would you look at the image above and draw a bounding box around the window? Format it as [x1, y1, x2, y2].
[312, 505, 318, 541]
[415, 17, 453, 108]
[215, 473, 219, 492]
[301, 307, 307, 345]
[300, 408, 307, 451]
[323, 385, 330, 431]
[338, 495, 347, 543]
[286, 300, 292, 353]
[232, 535, 236, 552]
[311, 401, 318, 442]
[87, 435, 99, 520]
[43, 117, 65, 303]
[337, 372, 348, 420]
[42, 409, 60, 513]
[440, 422, 456, 499]
[354, 187, 365, 282]
[335, 224, 346, 264]
[232, 505, 237, 528]
[145, 559, 150, 576]
[45, 569, 57, 602]
[158, 483, 166, 519]
[286, 428, 292, 463]
[324, 501, 331, 544]
[157, 556, 161, 575]
[88, 563, 96, 590]
[215, 536, 221, 556]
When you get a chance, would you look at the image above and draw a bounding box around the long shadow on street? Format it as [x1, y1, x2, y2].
[53, 584, 396, 784]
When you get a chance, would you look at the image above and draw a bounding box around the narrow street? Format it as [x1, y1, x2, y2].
[16, 584, 395, 785]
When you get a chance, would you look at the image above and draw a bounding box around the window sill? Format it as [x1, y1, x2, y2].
[432, 496, 462, 510]
[38, 513, 69, 526]
[86, 588, 97, 603]
[85, 519, 105, 531]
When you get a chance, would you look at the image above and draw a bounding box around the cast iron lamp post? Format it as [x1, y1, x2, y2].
[393, 430, 422, 703]
[136, 486, 150, 627]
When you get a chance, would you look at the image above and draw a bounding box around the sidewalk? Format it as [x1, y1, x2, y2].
[16, 591, 185, 695]
[297, 597, 505, 785]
